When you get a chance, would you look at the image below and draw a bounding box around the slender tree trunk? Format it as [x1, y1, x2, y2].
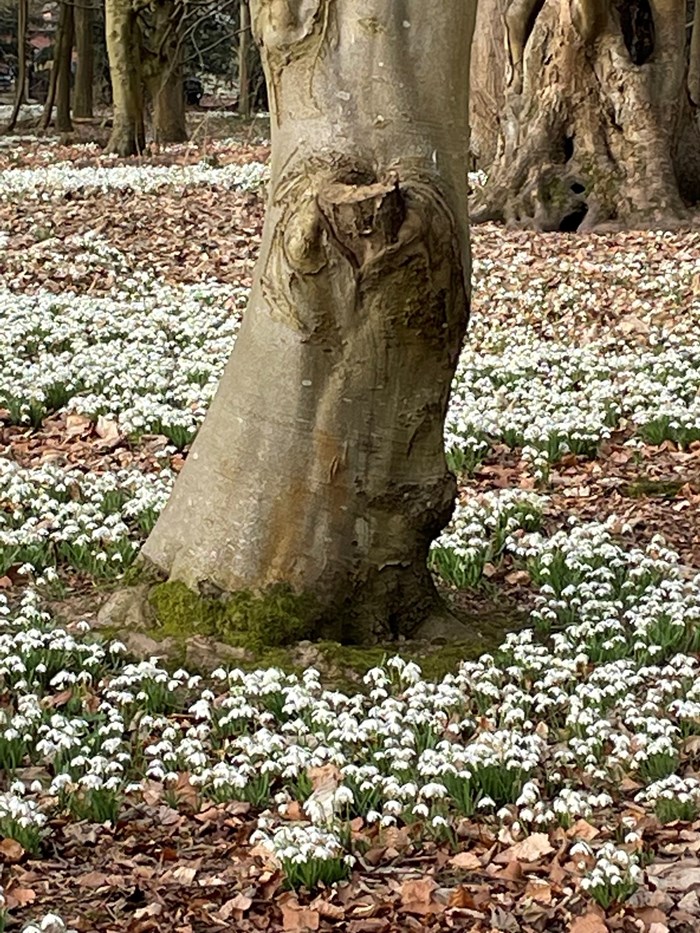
[238, 0, 251, 118]
[472, 0, 700, 229]
[142, 0, 476, 645]
[74, 0, 94, 119]
[41, 0, 71, 130]
[55, 0, 75, 133]
[144, 0, 187, 144]
[5, 0, 28, 132]
[105, 0, 145, 155]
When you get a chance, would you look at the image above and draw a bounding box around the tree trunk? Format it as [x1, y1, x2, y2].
[472, 0, 700, 230]
[151, 63, 187, 143]
[142, 0, 476, 645]
[55, 0, 74, 133]
[469, 0, 508, 168]
[105, 0, 145, 155]
[42, 0, 73, 130]
[74, 0, 94, 119]
[5, 0, 28, 133]
[238, 0, 251, 118]
[144, 0, 188, 144]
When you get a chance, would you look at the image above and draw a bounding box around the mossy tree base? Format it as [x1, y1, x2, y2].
[95, 580, 527, 685]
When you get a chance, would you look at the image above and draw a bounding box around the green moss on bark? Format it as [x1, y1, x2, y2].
[148, 580, 317, 651]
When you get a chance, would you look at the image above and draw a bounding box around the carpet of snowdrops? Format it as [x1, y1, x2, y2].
[0, 136, 700, 931]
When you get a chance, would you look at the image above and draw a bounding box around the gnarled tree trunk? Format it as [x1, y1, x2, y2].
[74, 0, 94, 119]
[472, 0, 700, 230]
[142, 0, 475, 644]
[105, 0, 145, 155]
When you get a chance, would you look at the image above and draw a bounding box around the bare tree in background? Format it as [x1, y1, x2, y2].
[4, 0, 28, 133]
[74, 0, 94, 118]
[42, 0, 75, 132]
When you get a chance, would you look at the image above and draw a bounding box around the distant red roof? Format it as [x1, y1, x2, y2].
[30, 35, 51, 50]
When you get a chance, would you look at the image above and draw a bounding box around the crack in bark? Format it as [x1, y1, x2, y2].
[614, 0, 656, 65]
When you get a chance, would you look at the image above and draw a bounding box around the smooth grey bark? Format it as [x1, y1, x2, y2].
[142, 0, 476, 644]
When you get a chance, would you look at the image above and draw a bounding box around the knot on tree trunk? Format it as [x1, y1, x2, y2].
[253, 0, 326, 52]
[317, 176, 406, 269]
[266, 162, 468, 349]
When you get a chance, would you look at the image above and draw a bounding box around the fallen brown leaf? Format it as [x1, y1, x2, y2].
[566, 819, 600, 842]
[449, 885, 477, 909]
[280, 899, 321, 931]
[525, 879, 552, 903]
[76, 870, 110, 888]
[505, 832, 554, 863]
[450, 850, 482, 871]
[569, 913, 608, 933]
[400, 877, 441, 915]
[5, 886, 35, 908]
[218, 893, 253, 920]
[0, 838, 25, 862]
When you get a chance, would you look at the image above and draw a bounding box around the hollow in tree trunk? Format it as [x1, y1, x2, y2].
[472, 0, 700, 230]
[144, 0, 187, 144]
[105, 0, 145, 155]
[141, 0, 476, 645]
[74, 0, 94, 119]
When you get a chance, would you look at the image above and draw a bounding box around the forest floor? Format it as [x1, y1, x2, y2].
[0, 121, 699, 932]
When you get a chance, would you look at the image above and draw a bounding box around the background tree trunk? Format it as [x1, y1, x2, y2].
[74, 0, 94, 119]
[238, 0, 251, 118]
[55, 0, 75, 133]
[105, 0, 145, 155]
[41, 0, 72, 130]
[142, 0, 476, 645]
[5, 0, 28, 133]
[472, 0, 700, 230]
[145, 0, 188, 144]
[469, 0, 508, 168]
